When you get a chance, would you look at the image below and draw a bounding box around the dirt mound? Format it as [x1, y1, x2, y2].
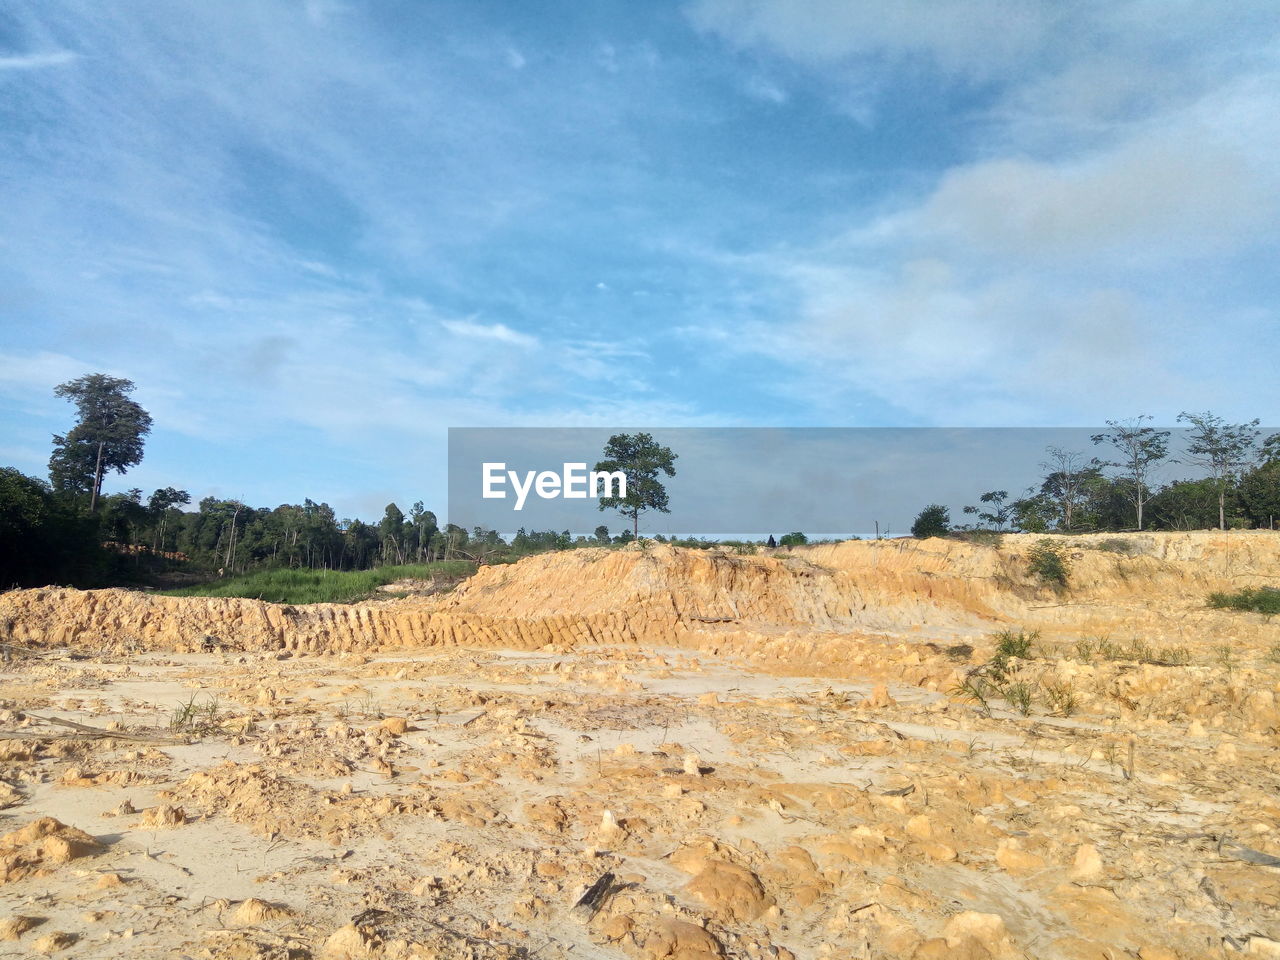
[1, 532, 1276, 669]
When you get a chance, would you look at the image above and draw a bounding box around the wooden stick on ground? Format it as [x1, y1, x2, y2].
[570, 872, 616, 924]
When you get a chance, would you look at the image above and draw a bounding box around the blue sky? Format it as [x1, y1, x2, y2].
[1, 1, 1277, 520]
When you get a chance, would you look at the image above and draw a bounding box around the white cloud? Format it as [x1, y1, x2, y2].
[0, 51, 77, 71]
[440, 319, 538, 348]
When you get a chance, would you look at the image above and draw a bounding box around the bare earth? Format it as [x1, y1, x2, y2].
[1, 532, 1278, 959]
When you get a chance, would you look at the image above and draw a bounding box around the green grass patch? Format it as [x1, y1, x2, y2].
[162, 562, 475, 604]
[1207, 587, 1280, 617]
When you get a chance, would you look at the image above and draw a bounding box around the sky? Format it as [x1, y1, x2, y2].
[1, 1, 1277, 522]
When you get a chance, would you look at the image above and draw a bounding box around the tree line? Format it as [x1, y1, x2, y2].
[912, 414, 1279, 538]
[0, 377, 684, 589]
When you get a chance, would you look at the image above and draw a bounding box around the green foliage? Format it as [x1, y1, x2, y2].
[1238, 461, 1280, 529]
[0, 467, 104, 588]
[162, 561, 474, 604]
[594, 432, 678, 537]
[989, 629, 1037, 680]
[1177, 410, 1261, 530]
[999, 680, 1036, 716]
[910, 503, 950, 539]
[1092, 537, 1134, 554]
[1208, 587, 1280, 617]
[1090, 416, 1169, 530]
[1027, 539, 1070, 587]
[962, 490, 1012, 530]
[50, 374, 153, 510]
[779, 531, 808, 546]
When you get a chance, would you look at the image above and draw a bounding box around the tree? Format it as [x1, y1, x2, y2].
[379, 503, 407, 564]
[593, 524, 610, 544]
[911, 504, 950, 539]
[779, 531, 807, 546]
[594, 432, 678, 537]
[766, 534, 777, 548]
[0, 467, 101, 587]
[1239, 462, 1280, 530]
[49, 374, 153, 512]
[962, 490, 1012, 530]
[409, 502, 438, 562]
[1039, 447, 1102, 531]
[1177, 411, 1260, 530]
[147, 487, 191, 553]
[1091, 416, 1169, 530]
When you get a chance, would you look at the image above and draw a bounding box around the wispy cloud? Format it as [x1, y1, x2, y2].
[0, 0, 1275, 516]
[440, 319, 538, 348]
[0, 50, 77, 71]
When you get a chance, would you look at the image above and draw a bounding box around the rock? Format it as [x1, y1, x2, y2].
[1, 818, 102, 883]
[682, 753, 703, 776]
[863, 684, 897, 709]
[380, 717, 410, 735]
[685, 859, 772, 923]
[139, 805, 186, 829]
[906, 814, 933, 840]
[1070, 843, 1103, 882]
[1248, 937, 1280, 957]
[644, 919, 724, 959]
[32, 931, 76, 954]
[320, 923, 380, 959]
[995, 839, 1044, 872]
[0, 915, 42, 940]
[231, 898, 293, 926]
[943, 911, 1012, 957]
[1138, 946, 1179, 960]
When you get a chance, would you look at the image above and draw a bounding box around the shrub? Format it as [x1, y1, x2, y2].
[911, 504, 951, 539]
[1207, 587, 1280, 617]
[1027, 539, 1070, 587]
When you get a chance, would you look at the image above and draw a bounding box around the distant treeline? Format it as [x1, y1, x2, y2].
[2, 374, 1277, 592]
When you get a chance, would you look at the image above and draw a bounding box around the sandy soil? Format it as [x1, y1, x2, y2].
[2, 533, 1278, 959]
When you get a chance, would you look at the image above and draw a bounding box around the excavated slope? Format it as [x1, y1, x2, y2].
[1, 531, 1276, 662]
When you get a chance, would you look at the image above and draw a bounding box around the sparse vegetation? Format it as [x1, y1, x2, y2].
[1040, 679, 1079, 717]
[170, 692, 224, 735]
[1208, 587, 1280, 617]
[1074, 636, 1190, 666]
[1027, 539, 1071, 587]
[163, 561, 474, 604]
[998, 680, 1036, 716]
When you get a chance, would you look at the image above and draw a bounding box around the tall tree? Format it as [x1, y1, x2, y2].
[1039, 447, 1101, 531]
[379, 503, 407, 564]
[147, 487, 191, 553]
[1090, 416, 1170, 530]
[49, 374, 153, 512]
[594, 432, 678, 537]
[1177, 411, 1260, 530]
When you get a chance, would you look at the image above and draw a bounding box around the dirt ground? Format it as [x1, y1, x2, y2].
[1, 533, 1278, 959]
